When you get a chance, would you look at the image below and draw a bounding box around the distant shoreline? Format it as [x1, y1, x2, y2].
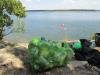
[26, 9, 100, 12]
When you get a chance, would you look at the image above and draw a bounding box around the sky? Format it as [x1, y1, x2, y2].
[20, 0, 100, 10]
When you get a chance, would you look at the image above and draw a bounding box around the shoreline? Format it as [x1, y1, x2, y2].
[26, 9, 100, 12]
[0, 40, 100, 75]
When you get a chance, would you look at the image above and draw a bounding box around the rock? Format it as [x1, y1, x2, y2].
[70, 60, 88, 67]
[15, 43, 28, 48]
[67, 60, 88, 71]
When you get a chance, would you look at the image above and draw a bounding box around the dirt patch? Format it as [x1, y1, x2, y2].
[35, 61, 100, 75]
[0, 43, 29, 75]
[0, 42, 100, 75]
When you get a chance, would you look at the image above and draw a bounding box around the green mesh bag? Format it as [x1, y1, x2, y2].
[28, 38, 74, 72]
[73, 42, 82, 49]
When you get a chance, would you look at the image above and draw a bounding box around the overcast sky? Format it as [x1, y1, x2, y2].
[20, 0, 100, 10]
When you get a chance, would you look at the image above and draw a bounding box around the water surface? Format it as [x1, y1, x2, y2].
[5, 11, 100, 42]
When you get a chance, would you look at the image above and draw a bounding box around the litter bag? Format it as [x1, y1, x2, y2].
[28, 38, 74, 72]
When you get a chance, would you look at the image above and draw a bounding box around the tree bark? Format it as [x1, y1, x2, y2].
[0, 27, 3, 40]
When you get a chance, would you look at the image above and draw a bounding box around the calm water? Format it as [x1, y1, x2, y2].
[5, 11, 100, 42]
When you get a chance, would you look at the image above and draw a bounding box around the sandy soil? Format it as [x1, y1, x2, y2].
[0, 42, 100, 75]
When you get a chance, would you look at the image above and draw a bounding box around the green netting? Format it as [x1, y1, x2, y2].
[28, 38, 74, 72]
[73, 42, 82, 49]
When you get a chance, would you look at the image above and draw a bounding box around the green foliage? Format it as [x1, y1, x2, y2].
[0, 0, 25, 40]
[28, 38, 74, 72]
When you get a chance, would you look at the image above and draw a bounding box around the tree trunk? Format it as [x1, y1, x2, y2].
[0, 35, 3, 41]
[0, 28, 3, 41]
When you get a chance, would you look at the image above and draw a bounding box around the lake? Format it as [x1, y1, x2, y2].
[4, 11, 100, 42]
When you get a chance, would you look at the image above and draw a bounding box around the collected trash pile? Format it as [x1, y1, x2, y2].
[27, 33, 100, 72]
[28, 38, 74, 72]
[72, 33, 100, 68]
